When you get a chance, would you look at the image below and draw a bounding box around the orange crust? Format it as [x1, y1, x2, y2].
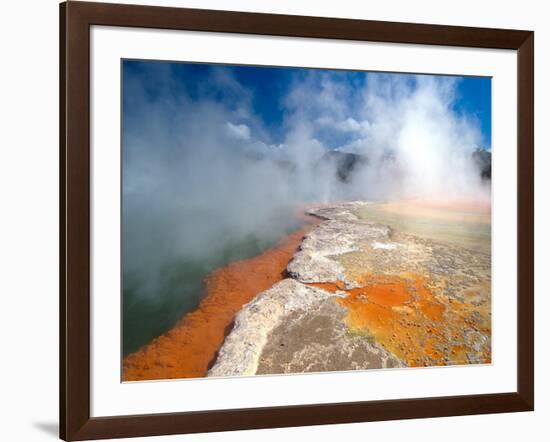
[311, 273, 491, 367]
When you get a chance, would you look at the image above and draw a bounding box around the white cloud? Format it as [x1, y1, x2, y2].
[336, 117, 370, 134]
[225, 122, 251, 141]
[316, 116, 370, 135]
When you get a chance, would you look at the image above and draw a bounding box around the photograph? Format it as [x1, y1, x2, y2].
[0, 0, 542, 440]
[121, 60, 492, 382]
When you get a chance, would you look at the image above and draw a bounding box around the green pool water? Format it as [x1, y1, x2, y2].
[122, 218, 302, 357]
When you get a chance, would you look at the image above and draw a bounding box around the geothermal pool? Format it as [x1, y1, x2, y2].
[123, 199, 491, 381]
[122, 210, 305, 357]
[122, 215, 318, 381]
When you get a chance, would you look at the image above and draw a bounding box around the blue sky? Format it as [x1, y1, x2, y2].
[452, 76, 491, 149]
[123, 60, 491, 151]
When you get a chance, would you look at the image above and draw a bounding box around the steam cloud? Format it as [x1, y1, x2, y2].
[122, 63, 490, 300]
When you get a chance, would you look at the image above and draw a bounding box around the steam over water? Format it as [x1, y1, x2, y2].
[122, 61, 491, 355]
[123, 211, 301, 355]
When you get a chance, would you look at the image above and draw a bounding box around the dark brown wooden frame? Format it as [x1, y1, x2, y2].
[60, 1, 534, 440]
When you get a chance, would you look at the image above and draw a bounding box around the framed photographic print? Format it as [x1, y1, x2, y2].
[60, 1, 534, 440]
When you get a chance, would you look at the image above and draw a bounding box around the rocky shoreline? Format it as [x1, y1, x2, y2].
[122, 221, 319, 381]
[208, 201, 491, 377]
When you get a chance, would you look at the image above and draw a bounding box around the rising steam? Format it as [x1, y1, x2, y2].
[122, 62, 490, 301]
